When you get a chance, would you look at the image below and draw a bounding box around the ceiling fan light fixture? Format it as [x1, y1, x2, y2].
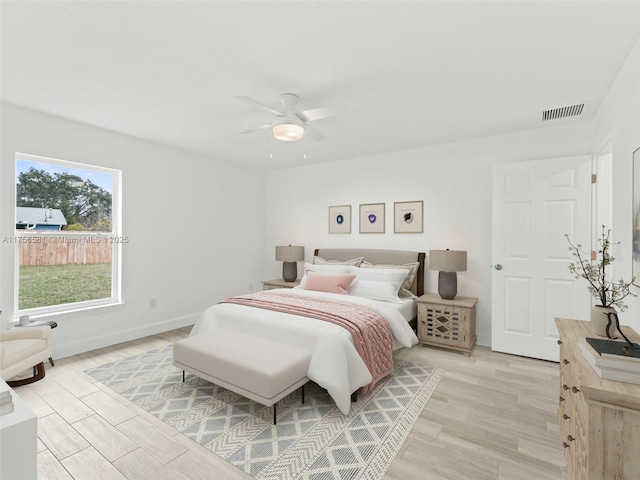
[272, 117, 304, 141]
[272, 123, 304, 142]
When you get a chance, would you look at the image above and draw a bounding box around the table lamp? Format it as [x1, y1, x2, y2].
[429, 249, 467, 299]
[275, 245, 305, 282]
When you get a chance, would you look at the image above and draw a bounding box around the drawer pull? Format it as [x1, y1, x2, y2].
[563, 442, 570, 448]
[557, 340, 563, 345]
[572, 386, 580, 393]
[563, 359, 570, 365]
[563, 384, 570, 390]
[563, 413, 570, 420]
[567, 435, 575, 442]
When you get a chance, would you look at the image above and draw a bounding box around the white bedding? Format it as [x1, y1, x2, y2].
[397, 297, 417, 322]
[190, 288, 418, 414]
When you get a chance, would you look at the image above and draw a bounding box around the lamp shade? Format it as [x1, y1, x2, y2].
[275, 245, 305, 262]
[429, 250, 467, 272]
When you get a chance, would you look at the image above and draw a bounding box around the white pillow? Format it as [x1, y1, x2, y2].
[298, 262, 353, 289]
[347, 266, 409, 303]
[348, 280, 405, 304]
[361, 261, 419, 298]
[313, 256, 364, 266]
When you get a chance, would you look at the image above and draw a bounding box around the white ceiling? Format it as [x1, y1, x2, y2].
[2, 1, 639, 171]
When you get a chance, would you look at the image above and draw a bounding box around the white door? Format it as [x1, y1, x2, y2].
[492, 156, 592, 361]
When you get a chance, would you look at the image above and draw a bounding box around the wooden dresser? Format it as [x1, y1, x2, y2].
[555, 317, 640, 480]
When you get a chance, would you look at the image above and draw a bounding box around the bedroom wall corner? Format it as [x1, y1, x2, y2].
[0, 103, 266, 358]
[591, 34, 640, 333]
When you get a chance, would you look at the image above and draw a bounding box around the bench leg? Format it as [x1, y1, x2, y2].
[274, 384, 305, 426]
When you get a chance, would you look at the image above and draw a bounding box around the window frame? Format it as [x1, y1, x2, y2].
[13, 152, 122, 317]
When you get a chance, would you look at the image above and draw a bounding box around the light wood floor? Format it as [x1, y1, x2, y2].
[12, 327, 567, 480]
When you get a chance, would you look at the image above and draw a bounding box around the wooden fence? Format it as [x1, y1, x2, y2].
[19, 235, 112, 266]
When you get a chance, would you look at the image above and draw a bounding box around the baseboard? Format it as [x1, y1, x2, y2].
[52, 317, 494, 360]
[52, 314, 198, 360]
[476, 333, 490, 348]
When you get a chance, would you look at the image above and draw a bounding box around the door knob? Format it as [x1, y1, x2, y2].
[494, 264, 503, 270]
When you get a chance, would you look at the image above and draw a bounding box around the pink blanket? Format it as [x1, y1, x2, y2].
[221, 291, 393, 393]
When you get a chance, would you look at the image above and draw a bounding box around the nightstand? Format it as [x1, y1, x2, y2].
[416, 293, 477, 356]
[262, 278, 301, 290]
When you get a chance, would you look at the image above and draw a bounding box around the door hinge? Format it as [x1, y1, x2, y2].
[592, 173, 597, 184]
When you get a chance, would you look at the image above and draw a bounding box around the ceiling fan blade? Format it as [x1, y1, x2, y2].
[236, 96, 282, 116]
[240, 124, 272, 134]
[299, 104, 348, 122]
[304, 123, 325, 141]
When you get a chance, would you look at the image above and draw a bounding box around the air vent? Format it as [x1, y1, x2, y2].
[542, 103, 585, 121]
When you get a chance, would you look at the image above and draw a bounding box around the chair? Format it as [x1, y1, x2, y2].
[0, 326, 52, 387]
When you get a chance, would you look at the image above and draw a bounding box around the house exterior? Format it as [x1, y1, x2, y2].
[15, 207, 67, 231]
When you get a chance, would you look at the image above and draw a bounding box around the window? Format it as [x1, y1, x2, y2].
[11, 153, 122, 315]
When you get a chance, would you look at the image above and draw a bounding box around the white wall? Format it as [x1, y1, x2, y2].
[5, 34, 636, 357]
[592, 36, 640, 332]
[265, 123, 591, 347]
[0, 104, 266, 358]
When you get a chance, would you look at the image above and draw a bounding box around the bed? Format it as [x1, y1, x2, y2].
[189, 248, 425, 414]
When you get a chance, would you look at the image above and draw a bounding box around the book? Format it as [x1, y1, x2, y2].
[581, 343, 640, 384]
[603, 349, 640, 362]
[0, 382, 11, 399]
[0, 401, 14, 416]
[585, 337, 640, 361]
[589, 363, 640, 385]
[580, 341, 640, 372]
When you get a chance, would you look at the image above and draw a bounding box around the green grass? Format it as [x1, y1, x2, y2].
[19, 263, 112, 310]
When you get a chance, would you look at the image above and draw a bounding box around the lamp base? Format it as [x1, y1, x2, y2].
[282, 261, 298, 282]
[438, 271, 458, 300]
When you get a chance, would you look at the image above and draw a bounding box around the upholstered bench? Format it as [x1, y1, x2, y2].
[173, 330, 310, 424]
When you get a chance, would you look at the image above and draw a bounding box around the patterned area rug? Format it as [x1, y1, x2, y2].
[85, 345, 443, 480]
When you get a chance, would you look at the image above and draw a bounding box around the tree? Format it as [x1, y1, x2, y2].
[16, 168, 112, 231]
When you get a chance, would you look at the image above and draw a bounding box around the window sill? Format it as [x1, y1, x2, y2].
[10, 301, 126, 325]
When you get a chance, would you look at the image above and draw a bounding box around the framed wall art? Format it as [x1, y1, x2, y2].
[359, 203, 385, 233]
[633, 147, 640, 277]
[328, 205, 351, 234]
[394, 200, 423, 233]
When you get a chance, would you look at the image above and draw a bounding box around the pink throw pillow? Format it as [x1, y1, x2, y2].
[304, 271, 357, 295]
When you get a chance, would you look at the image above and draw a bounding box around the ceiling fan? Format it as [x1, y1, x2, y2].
[237, 93, 347, 142]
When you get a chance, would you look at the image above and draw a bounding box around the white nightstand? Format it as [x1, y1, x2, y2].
[416, 293, 477, 356]
[262, 278, 301, 290]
